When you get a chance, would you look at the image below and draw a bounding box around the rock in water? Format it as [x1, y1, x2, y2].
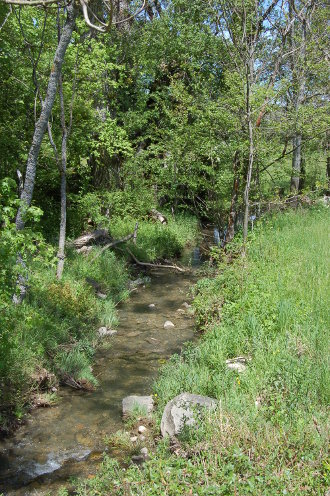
[164, 320, 175, 329]
[122, 395, 154, 416]
[160, 392, 217, 437]
[97, 327, 117, 337]
[182, 302, 191, 309]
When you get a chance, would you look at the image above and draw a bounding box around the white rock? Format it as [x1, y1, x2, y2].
[164, 320, 175, 329]
[176, 309, 185, 314]
[138, 425, 147, 434]
[161, 392, 217, 438]
[148, 304, 156, 309]
[139, 435, 146, 441]
[97, 327, 117, 337]
[130, 436, 138, 442]
[226, 357, 247, 373]
[182, 302, 191, 309]
[140, 447, 148, 456]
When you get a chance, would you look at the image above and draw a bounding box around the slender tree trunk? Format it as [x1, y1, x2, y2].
[325, 133, 330, 190]
[243, 56, 254, 245]
[15, 3, 76, 232]
[57, 117, 68, 279]
[226, 150, 240, 244]
[290, 133, 302, 192]
[290, 12, 306, 194]
[56, 11, 78, 279]
[13, 4, 77, 303]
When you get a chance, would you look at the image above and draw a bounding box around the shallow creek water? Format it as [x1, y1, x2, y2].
[0, 255, 201, 495]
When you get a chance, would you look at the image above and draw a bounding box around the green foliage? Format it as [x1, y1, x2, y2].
[0, 246, 129, 430]
[69, 207, 329, 495]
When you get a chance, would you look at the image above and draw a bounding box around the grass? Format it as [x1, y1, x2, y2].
[0, 212, 198, 434]
[65, 205, 329, 495]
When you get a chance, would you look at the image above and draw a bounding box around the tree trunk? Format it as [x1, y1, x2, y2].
[226, 150, 240, 244]
[13, 4, 77, 303]
[56, 126, 68, 279]
[289, 11, 306, 194]
[290, 133, 302, 192]
[15, 3, 77, 232]
[243, 56, 254, 245]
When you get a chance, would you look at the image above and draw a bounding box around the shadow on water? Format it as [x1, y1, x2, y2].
[0, 247, 205, 495]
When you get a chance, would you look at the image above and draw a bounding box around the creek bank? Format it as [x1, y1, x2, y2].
[0, 260, 199, 494]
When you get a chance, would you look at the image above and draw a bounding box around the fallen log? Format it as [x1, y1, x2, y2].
[90, 223, 139, 263]
[70, 229, 110, 249]
[150, 208, 167, 224]
[125, 247, 185, 273]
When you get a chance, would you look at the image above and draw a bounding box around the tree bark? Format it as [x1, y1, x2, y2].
[13, 4, 77, 303]
[15, 3, 77, 232]
[226, 150, 240, 244]
[290, 133, 302, 192]
[56, 89, 68, 279]
[243, 55, 254, 245]
[289, 8, 307, 194]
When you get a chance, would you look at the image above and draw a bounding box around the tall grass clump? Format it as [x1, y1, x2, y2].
[0, 247, 129, 432]
[68, 205, 329, 495]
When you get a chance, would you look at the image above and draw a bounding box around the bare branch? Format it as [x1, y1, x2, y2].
[125, 247, 186, 273]
[0, 4, 12, 31]
[1, 0, 60, 6]
[113, 0, 146, 25]
[90, 223, 139, 263]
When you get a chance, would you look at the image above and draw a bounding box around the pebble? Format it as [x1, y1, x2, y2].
[130, 436, 138, 442]
[140, 447, 148, 456]
[148, 304, 156, 309]
[182, 302, 191, 309]
[164, 320, 175, 329]
[139, 435, 146, 441]
[138, 425, 147, 434]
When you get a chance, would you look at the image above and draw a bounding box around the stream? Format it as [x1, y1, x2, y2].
[0, 248, 203, 495]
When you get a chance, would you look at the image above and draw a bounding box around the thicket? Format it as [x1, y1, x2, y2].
[66, 206, 329, 495]
[0, 181, 197, 432]
[0, 0, 329, 437]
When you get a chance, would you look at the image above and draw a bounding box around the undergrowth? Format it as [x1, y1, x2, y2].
[0, 192, 198, 433]
[65, 206, 329, 495]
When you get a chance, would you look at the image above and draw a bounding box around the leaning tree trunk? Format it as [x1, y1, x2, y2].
[13, 4, 77, 303]
[15, 3, 77, 232]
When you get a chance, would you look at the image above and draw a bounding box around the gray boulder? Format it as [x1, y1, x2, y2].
[160, 392, 217, 437]
[122, 395, 154, 416]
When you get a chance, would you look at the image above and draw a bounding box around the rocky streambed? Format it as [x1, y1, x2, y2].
[0, 264, 199, 495]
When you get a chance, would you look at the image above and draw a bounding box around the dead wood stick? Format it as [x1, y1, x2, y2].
[125, 247, 186, 273]
[90, 223, 139, 263]
[70, 229, 110, 249]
